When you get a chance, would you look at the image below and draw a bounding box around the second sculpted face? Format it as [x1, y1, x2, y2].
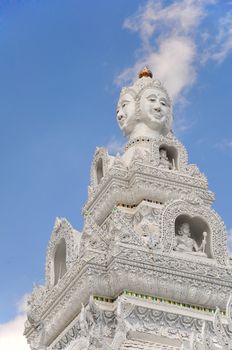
[116, 93, 136, 136]
[140, 88, 171, 135]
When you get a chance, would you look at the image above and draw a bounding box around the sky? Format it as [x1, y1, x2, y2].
[1, 0, 232, 348]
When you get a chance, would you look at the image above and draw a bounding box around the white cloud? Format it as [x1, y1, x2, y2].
[123, 0, 208, 41]
[106, 136, 125, 155]
[203, 11, 232, 63]
[0, 295, 30, 350]
[116, 0, 232, 105]
[116, 36, 196, 102]
[17, 294, 29, 314]
[116, 0, 214, 101]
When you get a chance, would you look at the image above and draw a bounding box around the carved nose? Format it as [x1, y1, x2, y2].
[117, 107, 124, 121]
[154, 106, 161, 112]
[117, 113, 124, 121]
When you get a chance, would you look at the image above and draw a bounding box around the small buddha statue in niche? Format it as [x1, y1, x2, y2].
[174, 222, 207, 256]
[159, 148, 173, 170]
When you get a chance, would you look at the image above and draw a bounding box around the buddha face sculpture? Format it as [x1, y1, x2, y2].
[178, 222, 191, 237]
[139, 87, 172, 136]
[160, 148, 168, 160]
[116, 68, 173, 139]
[116, 93, 136, 136]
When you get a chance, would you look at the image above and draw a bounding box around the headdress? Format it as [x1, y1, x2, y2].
[119, 67, 171, 107]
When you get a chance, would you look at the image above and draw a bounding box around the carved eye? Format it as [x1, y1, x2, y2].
[161, 101, 166, 106]
[149, 98, 155, 102]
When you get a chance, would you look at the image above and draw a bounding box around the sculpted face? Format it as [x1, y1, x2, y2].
[179, 223, 191, 237]
[116, 93, 136, 136]
[140, 88, 171, 135]
[160, 148, 168, 159]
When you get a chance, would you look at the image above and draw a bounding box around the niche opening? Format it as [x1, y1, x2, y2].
[54, 238, 67, 285]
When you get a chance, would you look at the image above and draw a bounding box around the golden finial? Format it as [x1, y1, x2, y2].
[139, 66, 153, 79]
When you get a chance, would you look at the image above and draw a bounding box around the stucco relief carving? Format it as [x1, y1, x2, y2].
[150, 134, 188, 172]
[80, 215, 109, 257]
[28, 321, 47, 350]
[90, 147, 111, 190]
[45, 218, 81, 289]
[26, 208, 231, 347]
[130, 147, 151, 164]
[98, 200, 175, 257]
[51, 295, 232, 350]
[112, 153, 126, 168]
[52, 296, 117, 350]
[84, 131, 213, 222]
[25, 68, 232, 349]
[25, 285, 49, 340]
[111, 209, 146, 248]
[160, 200, 227, 264]
[206, 294, 232, 349]
[101, 296, 134, 350]
[133, 204, 161, 248]
[26, 246, 232, 349]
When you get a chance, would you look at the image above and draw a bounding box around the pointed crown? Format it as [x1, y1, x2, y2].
[119, 67, 171, 107]
[139, 66, 153, 78]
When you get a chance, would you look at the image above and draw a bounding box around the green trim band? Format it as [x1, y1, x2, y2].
[93, 291, 226, 315]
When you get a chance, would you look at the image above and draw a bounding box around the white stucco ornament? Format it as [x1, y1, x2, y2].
[25, 66, 232, 350]
[116, 67, 172, 140]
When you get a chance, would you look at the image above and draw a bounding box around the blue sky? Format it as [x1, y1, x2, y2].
[1, 0, 232, 347]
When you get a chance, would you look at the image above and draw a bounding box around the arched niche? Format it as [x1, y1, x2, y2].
[54, 238, 67, 285]
[175, 214, 211, 258]
[96, 157, 104, 184]
[151, 134, 188, 171]
[159, 144, 178, 170]
[45, 218, 81, 289]
[90, 147, 110, 189]
[161, 200, 227, 265]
